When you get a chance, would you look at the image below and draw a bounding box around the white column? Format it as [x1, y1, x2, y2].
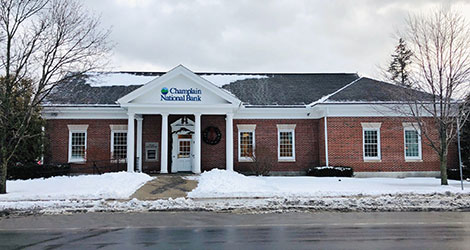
[127, 112, 135, 172]
[193, 113, 201, 174]
[136, 116, 143, 173]
[160, 113, 169, 174]
[225, 113, 234, 171]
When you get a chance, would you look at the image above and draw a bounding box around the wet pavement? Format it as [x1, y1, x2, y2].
[0, 212, 469, 249]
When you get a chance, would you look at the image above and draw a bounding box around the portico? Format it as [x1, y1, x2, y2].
[117, 65, 241, 174]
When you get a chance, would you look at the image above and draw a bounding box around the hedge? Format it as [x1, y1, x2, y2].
[306, 166, 354, 177]
[447, 167, 470, 181]
[7, 162, 71, 180]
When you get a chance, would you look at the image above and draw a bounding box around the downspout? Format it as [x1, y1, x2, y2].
[457, 118, 464, 190]
[324, 107, 329, 166]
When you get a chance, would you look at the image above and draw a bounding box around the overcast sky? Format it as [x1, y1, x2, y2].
[82, 0, 470, 78]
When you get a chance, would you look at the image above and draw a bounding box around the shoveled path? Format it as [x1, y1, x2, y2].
[130, 175, 198, 200]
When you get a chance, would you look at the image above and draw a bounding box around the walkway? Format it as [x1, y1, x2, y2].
[130, 175, 198, 200]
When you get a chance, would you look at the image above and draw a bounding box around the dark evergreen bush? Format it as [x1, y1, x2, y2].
[462, 114, 470, 168]
[306, 166, 354, 177]
[447, 167, 470, 181]
[7, 162, 70, 180]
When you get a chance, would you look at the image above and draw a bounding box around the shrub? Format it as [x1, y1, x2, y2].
[307, 166, 354, 177]
[249, 146, 275, 176]
[447, 167, 470, 181]
[7, 162, 71, 180]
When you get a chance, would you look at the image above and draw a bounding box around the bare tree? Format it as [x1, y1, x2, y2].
[249, 145, 275, 176]
[0, 0, 112, 194]
[391, 8, 470, 185]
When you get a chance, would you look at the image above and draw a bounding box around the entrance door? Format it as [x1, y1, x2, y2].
[171, 117, 194, 173]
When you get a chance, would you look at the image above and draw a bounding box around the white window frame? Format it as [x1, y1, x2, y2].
[277, 124, 296, 162]
[237, 124, 256, 162]
[67, 125, 88, 163]
[110, 125, 128, 163]
[403, 123, 422, 161]
[361, 123, 381, 161]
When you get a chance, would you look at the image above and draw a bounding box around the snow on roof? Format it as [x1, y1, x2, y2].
[85, 72, 269, 88]
[86, 72, 157, 87]
[200, 74, 268, 87]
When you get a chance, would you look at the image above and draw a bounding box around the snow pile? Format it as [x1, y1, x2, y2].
[0, 172, 153, 201]
[188, 169, 276, 198]
[2, 193, 470, 215]
[200, 74, 268, 87]
[86, 72, 158, 87]
[188, 169, 470, 198]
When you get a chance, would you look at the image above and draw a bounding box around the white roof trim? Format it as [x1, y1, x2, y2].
[117, 65, 241, 106]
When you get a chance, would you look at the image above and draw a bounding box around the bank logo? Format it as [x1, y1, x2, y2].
[160, 87, 202, 102]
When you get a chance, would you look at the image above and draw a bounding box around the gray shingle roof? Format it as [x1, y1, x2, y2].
[327, 77, 434, 102]
[221, 73, 359, 105]
[43, 72, 432, 106]
[44, 75, 143, 105]
[44, 72, 361, 106]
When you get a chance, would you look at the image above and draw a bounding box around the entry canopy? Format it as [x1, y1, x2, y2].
[117, 65, 241, 109]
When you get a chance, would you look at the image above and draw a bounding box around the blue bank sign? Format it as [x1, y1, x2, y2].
[160, 87, 202, 102]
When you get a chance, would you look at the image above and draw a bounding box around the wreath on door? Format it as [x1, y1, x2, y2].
[202, 126, 222, 145]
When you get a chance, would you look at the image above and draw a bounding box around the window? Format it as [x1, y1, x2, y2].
[361, 123, 381, 161]
[112, 131, 127, 161]
[178, 139, 191, 158]
[67, 125, 88, 163]
[237, 124, 256, 162]
[110, 125, 128, 162]
[403, 123, 422, 160]
[277, 124, 296, 161]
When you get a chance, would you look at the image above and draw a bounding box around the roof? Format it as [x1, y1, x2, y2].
[326, 77, 434, 103]
[221, 73, 359, 105]
[43, 71, 432, 106]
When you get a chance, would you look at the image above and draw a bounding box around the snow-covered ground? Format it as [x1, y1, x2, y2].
[0, 169, 469, 215]
[0, 172, 153, 201]
[1, 193, 469, 216]
[187, 169, 470, 198]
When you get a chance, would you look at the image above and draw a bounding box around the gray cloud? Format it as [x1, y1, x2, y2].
[83, 0, 470, 77]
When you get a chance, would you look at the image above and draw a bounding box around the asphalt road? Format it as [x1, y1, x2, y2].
[0, 212, 469, 250]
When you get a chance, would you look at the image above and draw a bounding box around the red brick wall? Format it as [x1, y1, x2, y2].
[45, 119, 128, 173]
[141, 115, 162, 173]
[233, 119, 320, 173]
[201, 115, 227, 172]
[45, 116, 458, 174]
[322, 117, 458, 172]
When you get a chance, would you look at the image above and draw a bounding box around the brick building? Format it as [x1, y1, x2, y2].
[42, 65, 457, 177]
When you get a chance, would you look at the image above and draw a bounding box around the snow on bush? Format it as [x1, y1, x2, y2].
[188, 169, 470, 198]
[0, 172, 153, 201]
